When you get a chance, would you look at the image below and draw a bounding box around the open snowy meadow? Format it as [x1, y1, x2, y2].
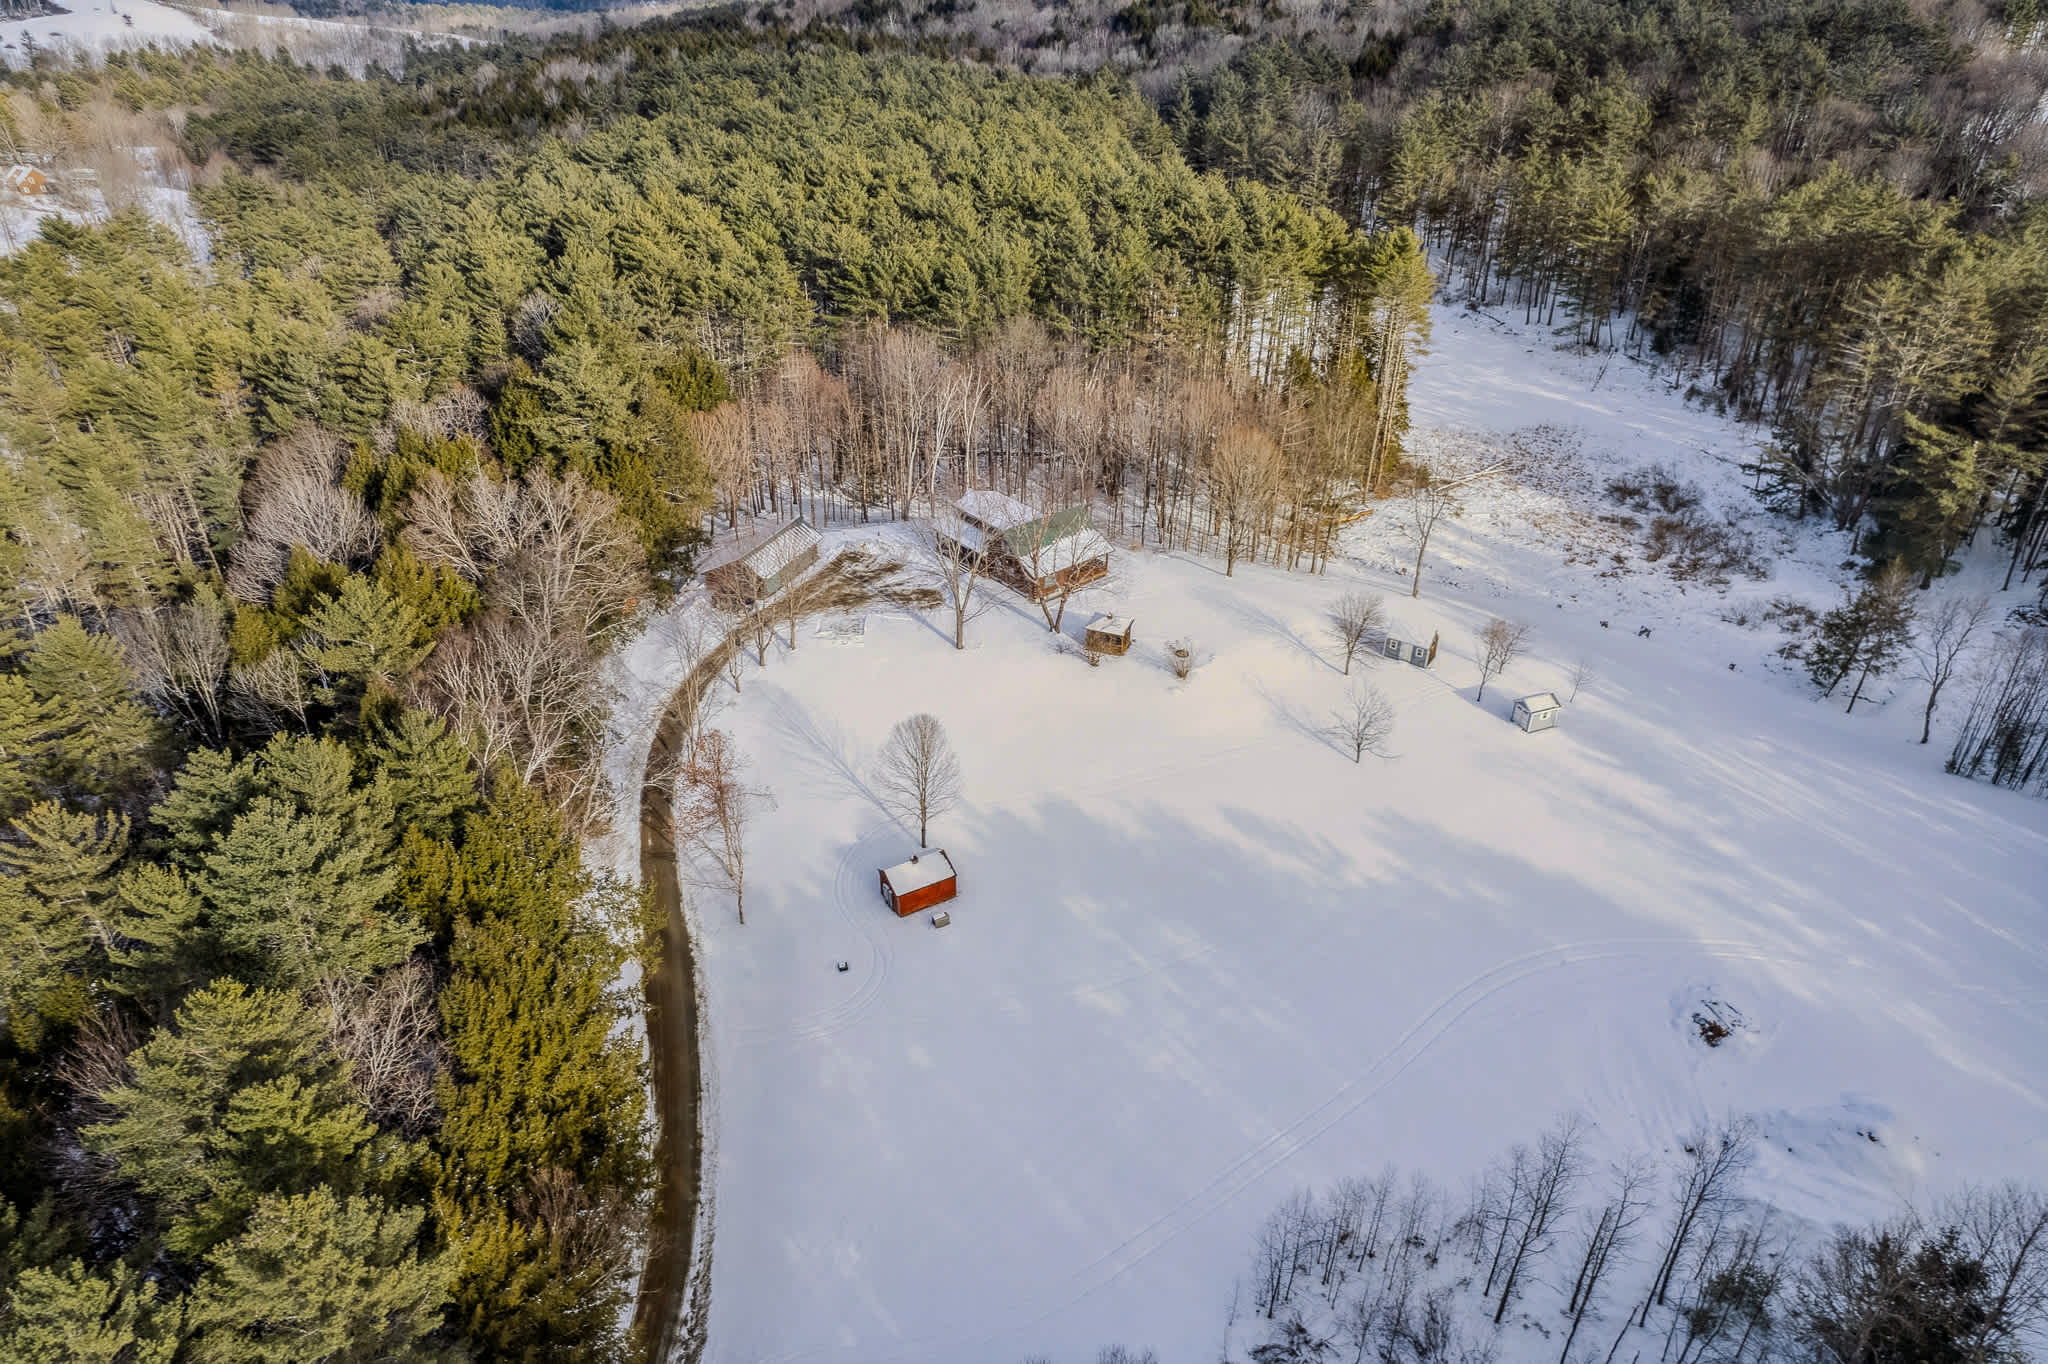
[609, 305, 2048, 1363]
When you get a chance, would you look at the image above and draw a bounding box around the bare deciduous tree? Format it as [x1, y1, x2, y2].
[1641, 1119, 1755, 1321]
[875, 713, 962, 847]
[226, 649, 314, 735]
[404, 468, 643, 651]
[412, 611, 616, 826]
[1401, 462, 1502, 598]
[322, 957, 443, 1136]
[1475, 618, 1532, 703]
[117, 585, 232, 743]
[1560, 1156, 1656, 1364]
[918, 498, 991, 650]
[1328, 591, 1388, 674]
[674, 729, 767, 925]
[1490, 1115, 1586, 1324]
[1252, 1187, 1319, 1319]
[1567, 656, 1597, 703]
[1212, 424, 1285, 576]
[1913, 592, 1994, 744]
[227, 425, 378, 603]
[1332, 682, 1396, 762]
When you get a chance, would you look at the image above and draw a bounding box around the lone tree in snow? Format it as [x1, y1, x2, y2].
[1912, 592, 1993, 743]
[674, 729, 769, 925]
[918, 495, 991, 650]
[1327, 591, 1387, 675]
[1400, 461, 1503, 598]
[1475, 617, 1532, 702]
[876, 713, 962, 847]
[1331, 682, 1396, 762]
[1804, 561, 1916, 713]
[1567, 656, 1596, 703]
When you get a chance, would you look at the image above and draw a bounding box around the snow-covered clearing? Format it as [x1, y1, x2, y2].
[0, 0, 210, 67]
[608, 303, 2048, 1363]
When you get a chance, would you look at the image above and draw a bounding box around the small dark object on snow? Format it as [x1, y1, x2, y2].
[1637, 626, 1653, 638]
[1729, 662, 1737, 671]
[1600, 620, 1609, 628]
[1691, 999, 1744, 1047]
[835, 960, 849, 972]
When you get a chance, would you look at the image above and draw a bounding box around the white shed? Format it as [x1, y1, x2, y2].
[1513, 692, 1562, 733]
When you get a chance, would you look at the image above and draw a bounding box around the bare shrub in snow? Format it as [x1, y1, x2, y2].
[1643, 511, 1767, 583]
[1607, 464, 1699, 516]
[875, 713, 962, 847]
[1331, 682, 1396, 762]
[1474, 618, 1531, 702]
[1327, 591, 1387, 675]
[1567, 656, 1596, 703]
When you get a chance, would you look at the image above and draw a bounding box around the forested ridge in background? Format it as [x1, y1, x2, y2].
[0, 19, 1429, 1357]
[781, 0, 2048, 602]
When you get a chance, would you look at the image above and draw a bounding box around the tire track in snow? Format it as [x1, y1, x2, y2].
[728, 828, 898, 1047]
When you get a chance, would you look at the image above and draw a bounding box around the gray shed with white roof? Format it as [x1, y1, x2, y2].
[1512, 692, 1562, 732]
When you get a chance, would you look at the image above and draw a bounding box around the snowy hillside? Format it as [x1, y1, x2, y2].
[605, 304, 2048, 1363]
[0, 0, 212, 67]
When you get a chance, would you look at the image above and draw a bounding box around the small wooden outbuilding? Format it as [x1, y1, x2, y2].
[4, 165, 48, 196]
[1381, 631, 1440, 668]
[704, 519, 821, 604]
[1084, 614, 1134, 656]
[879, 850, 958, 917]
[1513, 692, 1562, 732]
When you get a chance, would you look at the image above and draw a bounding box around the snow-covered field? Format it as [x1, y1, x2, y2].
[0, 0, 210, 67]
[609, 305, 2048, 1363]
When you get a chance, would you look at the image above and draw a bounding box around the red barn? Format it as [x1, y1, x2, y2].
[879, 850, 957, 917]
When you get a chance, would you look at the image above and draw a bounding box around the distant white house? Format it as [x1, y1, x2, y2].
[1513, 692, 1562, 732]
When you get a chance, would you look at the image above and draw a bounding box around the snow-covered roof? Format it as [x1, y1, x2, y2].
[947, 520, 990, 555]
[737, 519, 821, 578]
[1024, 529, 1113, 574]
[956, 489, 1035, 531]
[1516, 692, 1562, 711]
[881, 850, 955, 895]
[1086, 613, 1133, 637]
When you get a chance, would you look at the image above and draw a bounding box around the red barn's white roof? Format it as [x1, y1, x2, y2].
[881, 850, 955, 895]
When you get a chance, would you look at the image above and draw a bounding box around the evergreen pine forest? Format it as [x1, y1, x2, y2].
[1, 0, 2046, 1357]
